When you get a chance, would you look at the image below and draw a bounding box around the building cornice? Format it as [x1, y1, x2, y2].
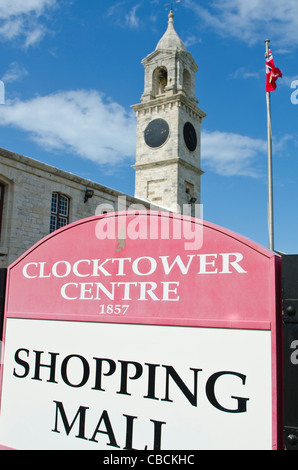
[131, 93, 207, 121]
[133, 157, 204, 176]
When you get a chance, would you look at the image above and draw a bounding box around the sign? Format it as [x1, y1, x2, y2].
[282, 255, 298, 449]
[0, 211, 283, 450]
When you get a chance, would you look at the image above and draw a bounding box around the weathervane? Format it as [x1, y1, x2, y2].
[164, 0, 181, 12]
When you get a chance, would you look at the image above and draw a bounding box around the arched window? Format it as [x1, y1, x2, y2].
[152, 67, 168, 97]
[183, 69, 191, 96]
[50, 192, 70, 233]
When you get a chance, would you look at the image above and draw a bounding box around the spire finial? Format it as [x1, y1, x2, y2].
[164, 0, 181, 16]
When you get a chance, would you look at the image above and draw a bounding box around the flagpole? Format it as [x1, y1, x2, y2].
[265, 38, 274, 251]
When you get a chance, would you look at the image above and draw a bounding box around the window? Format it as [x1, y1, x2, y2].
[50, 193, 70, 233]
[183, 69, 192, 96]
[185, 181, 194, 199]
[152, 67, 168, 97]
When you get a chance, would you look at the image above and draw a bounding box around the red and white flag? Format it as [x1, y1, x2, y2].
[265, 49, 282, 92]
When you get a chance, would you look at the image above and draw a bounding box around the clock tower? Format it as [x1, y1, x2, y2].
[132, 10, 206, 213]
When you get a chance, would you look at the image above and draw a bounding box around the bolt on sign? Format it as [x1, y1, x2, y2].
[0, 212, 283, 450]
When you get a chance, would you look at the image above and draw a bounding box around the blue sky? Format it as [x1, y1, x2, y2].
[0, 0, 297, 253]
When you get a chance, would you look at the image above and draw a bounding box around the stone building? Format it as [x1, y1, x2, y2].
[0, 10, 204, 268]
[0, 148, 159, 268]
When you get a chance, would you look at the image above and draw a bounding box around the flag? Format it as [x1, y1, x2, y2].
[265, 49, 282, 92]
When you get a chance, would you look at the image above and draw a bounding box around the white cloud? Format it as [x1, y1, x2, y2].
[229, 67, 261, 80]
[0, 90, 137, 165]
[0, 0, 56, 47]
[1, 62, 28, 83]
[184, 0, 298, 48]
[184, 34, 202, 48]
[0, 0, 55, 19]
[23, 25, 46, 48]
[107, 1, 142, 29]
[0, 17, 23, 40]
[125, 4, 141, 28]
[201, 130, 266, 177]
[0, 88, 276, 177]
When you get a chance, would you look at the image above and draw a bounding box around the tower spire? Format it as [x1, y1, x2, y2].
[132, 1, 206, 213]
[155, 3, 186, 52]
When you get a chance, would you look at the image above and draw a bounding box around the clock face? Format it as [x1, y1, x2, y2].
[144, 119, 169, 148]
[183, 122, 197, 151]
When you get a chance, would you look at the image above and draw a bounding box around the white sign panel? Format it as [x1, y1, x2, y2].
[0, 318, 272, 450]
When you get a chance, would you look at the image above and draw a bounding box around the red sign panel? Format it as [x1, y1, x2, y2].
[0, 212, 283, 450]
